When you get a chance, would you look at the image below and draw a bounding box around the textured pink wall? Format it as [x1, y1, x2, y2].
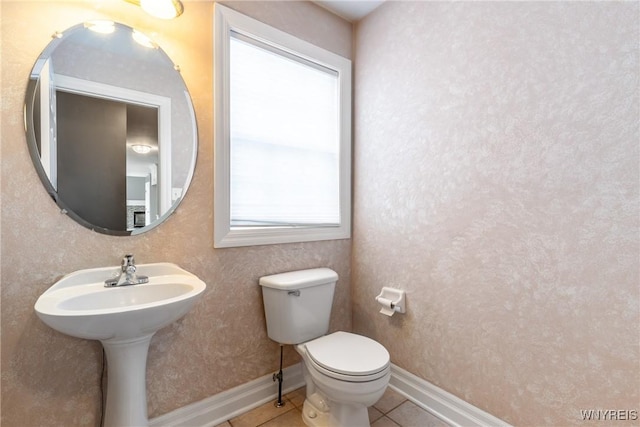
[0, 1, 352, 425]
[353, 2, 639, 426]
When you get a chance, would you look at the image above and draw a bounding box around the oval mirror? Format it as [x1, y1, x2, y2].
[25, 21, 197, 235]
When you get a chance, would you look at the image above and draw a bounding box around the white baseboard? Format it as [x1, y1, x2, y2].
[149, 363, 305, 427]
[149, 363, 509, 427]
[389, 364, 511, 427]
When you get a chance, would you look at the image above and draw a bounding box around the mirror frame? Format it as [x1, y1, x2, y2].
[24, 21, 198, 236]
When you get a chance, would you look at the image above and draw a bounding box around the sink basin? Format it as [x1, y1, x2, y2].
[34, 262, 206, 427]
[35, 262, 206, 341]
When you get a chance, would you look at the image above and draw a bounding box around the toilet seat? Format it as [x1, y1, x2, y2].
[304, 331, 390, 382]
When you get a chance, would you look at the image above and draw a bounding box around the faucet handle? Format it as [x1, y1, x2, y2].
[122, 254, 135, 271]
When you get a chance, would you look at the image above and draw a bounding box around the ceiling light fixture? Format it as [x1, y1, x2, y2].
[141, 0, 183, 19]
[125, 0, 184, 19]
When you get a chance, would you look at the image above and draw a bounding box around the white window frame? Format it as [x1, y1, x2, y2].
[213, 4, 352, 248]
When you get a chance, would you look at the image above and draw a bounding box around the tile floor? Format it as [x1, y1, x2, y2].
[215, 387, 450, 427]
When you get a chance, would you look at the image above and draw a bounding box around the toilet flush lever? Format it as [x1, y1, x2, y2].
[288, 290, 300, 297]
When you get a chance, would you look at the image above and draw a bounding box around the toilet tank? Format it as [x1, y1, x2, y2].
[259, 268, 337, 345]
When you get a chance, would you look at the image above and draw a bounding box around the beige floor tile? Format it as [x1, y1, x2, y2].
[225, 386, 452, 427]
[371, 415, 401, 427]
[387, 401, 449, 427]
[229, 400, 295, 427]
[368, 406, 384, 423]
[284, 387, 306, 408]
[373, 388, 407, 414]
[258, 408, 306, 427]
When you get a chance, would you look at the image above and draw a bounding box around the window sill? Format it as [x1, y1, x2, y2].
[213, 224, 350, 248]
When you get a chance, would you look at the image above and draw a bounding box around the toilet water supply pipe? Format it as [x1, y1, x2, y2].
[273, 344, 285, 407]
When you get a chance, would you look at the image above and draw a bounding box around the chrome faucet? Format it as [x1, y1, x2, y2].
[104, 254, 149, 287]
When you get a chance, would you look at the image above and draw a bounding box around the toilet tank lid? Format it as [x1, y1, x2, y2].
[259, 268, 338, 290]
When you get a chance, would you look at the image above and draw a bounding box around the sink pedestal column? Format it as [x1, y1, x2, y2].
[102, 334, 154, 427]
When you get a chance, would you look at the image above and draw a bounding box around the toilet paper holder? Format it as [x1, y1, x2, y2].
[375, 287, 406, 315]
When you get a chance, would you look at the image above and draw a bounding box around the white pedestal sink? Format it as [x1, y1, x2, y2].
[35, 262, 206, 427]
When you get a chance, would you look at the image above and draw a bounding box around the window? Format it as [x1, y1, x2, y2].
[214, 4, 352, 248]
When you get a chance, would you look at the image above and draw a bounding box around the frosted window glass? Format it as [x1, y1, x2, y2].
[229, 34, 340, 226]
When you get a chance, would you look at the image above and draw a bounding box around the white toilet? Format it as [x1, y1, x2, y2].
[259, 268, 390, 427]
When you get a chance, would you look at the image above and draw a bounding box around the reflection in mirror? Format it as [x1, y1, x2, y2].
[25, 21, 197, 235]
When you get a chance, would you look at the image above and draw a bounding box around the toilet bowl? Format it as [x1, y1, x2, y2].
[296, 331, 390, 427]
[259, 268, 391, 427]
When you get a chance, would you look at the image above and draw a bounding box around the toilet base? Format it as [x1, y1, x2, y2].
[301, 393, 370, 427]
[302, 395, 329, 427]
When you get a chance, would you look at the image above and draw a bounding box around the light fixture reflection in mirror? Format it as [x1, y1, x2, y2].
[132, 144, 153, 154]
[24, 21, 198, 236]
[85, 20, 115, 34]
[132, 29, 158, 49]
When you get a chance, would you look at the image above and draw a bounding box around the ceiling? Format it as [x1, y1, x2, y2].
[314, 0, 385, 22]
